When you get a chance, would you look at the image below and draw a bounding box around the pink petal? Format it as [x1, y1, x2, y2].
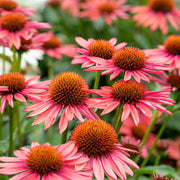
[65, 105, 74, 121]
[0, 166, 27, 174]
[73, 106, 84, 122]
[0, 95, 7, 113]
[7, 94, 13, 108]
[101, 101, 119, 115]
[121, 104, 130, 121]
[59, 110, 69, 134]
[9, 171, 32, 180]
[93, 158, 104, 180]
[23, 172, 40, 180]
[130, 104, 139, 125]
[136, 103, 152, 117]
[14, 93, 26, 103]
[75, 37, 89, 48]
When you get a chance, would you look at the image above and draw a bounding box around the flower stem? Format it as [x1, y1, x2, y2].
[92, 71, 101, 98]
[61, 126, 68, 144]
[0, 112, 2, 140]
[12, 46, 17, 72]
[113, 104, 123, 134]
[9, 106, 14, 156]
[15, 101, 22, 147]
[141, 110, 159, 148]
[17, 52, 22, 73]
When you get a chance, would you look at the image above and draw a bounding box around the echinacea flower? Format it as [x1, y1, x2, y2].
[0, 12, 51, 49]
[145, 35, 180, 71]
[87, 80, 174, 125]
[0, 72, 50, 113]
[24, 72, 99, 134]
[131, 0, 180, 34]
[41, 33, 77, 59]
[0, 142, 91, 180]
[152, 173, 177, 180]
[0, 0, 35, 16]
[72, 36, 127, 69]
[70, 119, 139, 180]
[85, 47, 170, 82]
[80, 0, 130, 25]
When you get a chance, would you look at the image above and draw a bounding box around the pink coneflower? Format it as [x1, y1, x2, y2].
[85, 47, 170, 82]
[0, 72, 50, 113]
[152, 173, 177, 180]
[145, 35, 180, 71]
[0, 142, 91, 180]
[80, 0, 130, 25]
[0, 13, 51, 49]
[24, 72, 99, 134]
[131, 0, 180, 34]
[41, 34, 77, 59]
[0, 0, 35, 16]
[72, 36, 127, 69]
[120, 115, 156, 158]
[87, 80, 174, 125]
[70, 119, 139, 180]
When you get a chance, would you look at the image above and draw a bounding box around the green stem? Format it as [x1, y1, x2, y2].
[2, 47, 5, 73]
[9, 106, 14, 156]
[15, 101, 22, 147]
[47, 57, 54, 80]
[61, 126, 68, 144]
[154, 154, 161, 166]
[12, 46, 17, 72]
[92, 71, 101, 98]
[113, 104, 123, 134]
[141, 109, 173, 168]
[0, 112, 2, 140]
[141, 110, 159, 148]
[17, 52, 22, 73]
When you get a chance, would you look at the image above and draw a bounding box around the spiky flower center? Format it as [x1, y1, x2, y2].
[0, 72, 26, 94]
[148, 0, 174, 13]
[164, 35, 180, 55]
[167, 74, 180, 89]
[49, 72, 89, 106]
[87, 40, 115, 59]
[43, 37, 62, 49]
[0, 0, 17, 10]
[112, 47, 146, 71]
[112, 80, 146, 104]
[26, 144, 63, 176]
[132, 124, 146, 140]
[0, 13, 26, 32]
[98, 2, 115, 14]
[71, 119, 118, 157]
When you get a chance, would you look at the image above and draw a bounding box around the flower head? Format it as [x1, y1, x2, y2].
[131, 0, 180, 34]
[145, 35, 180, 71]
[0, 0, 35, 16]
[85, 46, 170, 82]
[72, 36, 127, 69]
[0, 13, 51, 49]
[87, 80, 174, 125]
[71, 119, 139, 180]
[0, 72, 50, 113]
[80, 0, 130, 25]
[152, 173, 177, 180]
[41, 33, 77, 59]
[24, 72, 99, 134]
[0, 142, 90, 179]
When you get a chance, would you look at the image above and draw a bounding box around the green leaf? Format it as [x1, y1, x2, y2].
[0, 140, 9, 154]
[0, 54, 12, 64]
[167, 111, 180, 132]
[0, 175, 8, 180]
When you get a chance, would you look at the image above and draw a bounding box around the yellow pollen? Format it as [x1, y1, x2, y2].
[112, 80, 146, 104]
[0, 0, 17, 10]
[112, 47, 146, 71]
[148, 0, 174, 13]
[167, 74, 180, 89]
[0, 13, 26, 32]
[71, 119, 118, 157]
[98, 2, 115, 14]
[0, 72, 26, 94]
[132, 124, 146, 140]
[49, 72, 89, 106]
[43, 37, 62, 49]
[26, 144, 63, 176]
[87, 40, 115, 59]
[164, 35, 180, 55]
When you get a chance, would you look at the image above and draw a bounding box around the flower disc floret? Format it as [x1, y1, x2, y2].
[132, 124, 146, 140]
[0, 72, 26, 94]
[0, 13, 26, 32]
[49, 72, 89, 106]
[98, 2, 115, 14]
[43, 37, 62, 49]
[26, 144, 63, 176]
[148, 0, 174, 13]
[71, 119, 118, 157]
[164, 35, 180, 55]
[87, 40, 115, 59]
[167, 74, 180, 89]
[0, 0, 18, 10]
[112, 80, 146, 104]
[112, 47, 146, 71]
